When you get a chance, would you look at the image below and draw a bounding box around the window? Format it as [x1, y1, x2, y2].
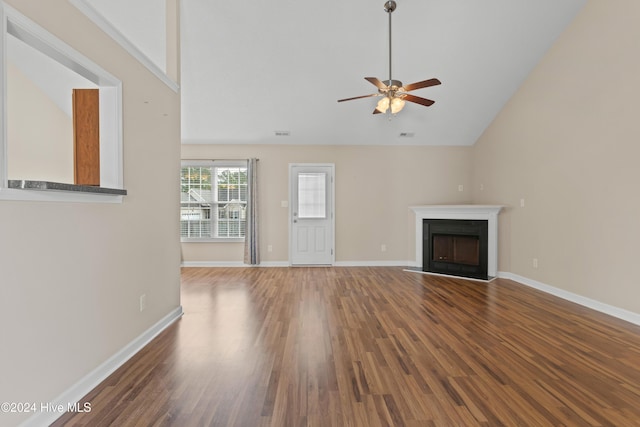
[181, 161, 247, 241]
[297, 172, 327, 218]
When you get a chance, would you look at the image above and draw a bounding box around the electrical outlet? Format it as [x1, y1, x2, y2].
[268, 245, 273, 252]
[533, 258, 538, 268]
[458, 184, 464, 192]
[140, 294, 146, 312]
[520, 198, 525, 208]
[480, 183, 484, 191]
[381, 244, 387, 252]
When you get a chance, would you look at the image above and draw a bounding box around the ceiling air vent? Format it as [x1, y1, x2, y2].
[275, 130, 290, 136]
[399, 132, 415, 138]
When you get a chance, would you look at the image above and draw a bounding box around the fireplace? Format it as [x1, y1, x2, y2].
[410, 205, 503, 280]
[423, 219, 488, 280]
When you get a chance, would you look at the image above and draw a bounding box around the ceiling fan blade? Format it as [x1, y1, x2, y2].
[402, 78, 441, 92]
[337, 93, 379, 102]
[403, 93, 435, 107]
[365, 77, 388, 90]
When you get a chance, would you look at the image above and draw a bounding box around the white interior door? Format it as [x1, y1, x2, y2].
[289, 164, 335, 265]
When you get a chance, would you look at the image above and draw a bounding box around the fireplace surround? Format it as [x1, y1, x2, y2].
[410, 205, 503, 280]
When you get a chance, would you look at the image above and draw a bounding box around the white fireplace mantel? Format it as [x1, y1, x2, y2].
[410, 205, 504, 278]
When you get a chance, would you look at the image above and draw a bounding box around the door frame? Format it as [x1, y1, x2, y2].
[288, 163, 335, 266]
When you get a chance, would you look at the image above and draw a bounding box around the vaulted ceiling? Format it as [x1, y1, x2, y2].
[180, 0, 587, 146]
[62, 0, 588, 147]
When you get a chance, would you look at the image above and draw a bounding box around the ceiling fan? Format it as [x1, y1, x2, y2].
[338, 0, 441, 115]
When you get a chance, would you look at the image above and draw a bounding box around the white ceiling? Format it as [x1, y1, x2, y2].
[180, 0, 587, 146]
[86, 0, 166, 73]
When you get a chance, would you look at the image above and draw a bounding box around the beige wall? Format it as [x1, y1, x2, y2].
[0, 1, 181, 425]
[472, 0, 640, 314]
[7, 62, 73, 183]
[181, 144, 473, 264]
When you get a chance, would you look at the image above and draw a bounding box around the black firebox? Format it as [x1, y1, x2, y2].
[423, 219, 488, 280]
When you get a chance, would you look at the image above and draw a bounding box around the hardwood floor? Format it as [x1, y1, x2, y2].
[52, 267, 640, 426]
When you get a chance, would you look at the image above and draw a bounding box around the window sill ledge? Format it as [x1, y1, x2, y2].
[2, 180, 126, 203]
[9, 180, 127, 195]
[181, 238, 245, 243]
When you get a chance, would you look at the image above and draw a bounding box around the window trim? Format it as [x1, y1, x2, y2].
[0, 3, 124, 203]
[181, 160, 248, 243]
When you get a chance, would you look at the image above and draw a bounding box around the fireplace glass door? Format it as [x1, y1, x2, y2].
[423, 219, 488, 280]
[432, 234, 480, 266]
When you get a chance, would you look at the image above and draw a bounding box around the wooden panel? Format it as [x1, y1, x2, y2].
[73, 89, 100, 186]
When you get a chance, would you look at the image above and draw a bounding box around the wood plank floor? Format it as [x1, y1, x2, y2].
[53, 267, 640, 426]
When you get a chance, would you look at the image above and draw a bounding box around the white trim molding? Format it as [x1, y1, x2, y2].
[410, 205, 504, 277]
[180, 261, 412, 268]
[181, 261, 245, 268]
[181, 261, 289, 268]
[335, 260, 411, 267]
[499, 271, 640, 327]
[22, 306, 183, 427]
[68, 0, 179, 92]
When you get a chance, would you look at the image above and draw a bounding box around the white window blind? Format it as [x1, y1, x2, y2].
[297, 172, 326, 219]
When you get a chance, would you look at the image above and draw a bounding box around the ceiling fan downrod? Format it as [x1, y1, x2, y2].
[336, 0, 440, 115]
[384, 1, 397, 87]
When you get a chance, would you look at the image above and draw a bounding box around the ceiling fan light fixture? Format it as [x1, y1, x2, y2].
[390, 97, 405, 114]
[376, 96, 390, 113]
[337, 1, 440, 115]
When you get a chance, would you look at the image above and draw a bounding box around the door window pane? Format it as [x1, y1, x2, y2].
[298, 173, 326, 218]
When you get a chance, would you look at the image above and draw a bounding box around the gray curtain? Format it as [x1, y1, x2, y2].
[244, 158, 260, 265]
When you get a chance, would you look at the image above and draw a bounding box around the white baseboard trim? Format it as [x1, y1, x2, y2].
[259, 261, 290, 267]
[180, 261, 289, 267]
[334, 260, 411, 267]
[22, 306, 184, 427]
[181, 261, 245, 267]
[498, 271, 640, 327]
[181, 261, 411, 268]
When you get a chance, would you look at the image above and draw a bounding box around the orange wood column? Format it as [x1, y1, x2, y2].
[73, 89, 100, 186]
